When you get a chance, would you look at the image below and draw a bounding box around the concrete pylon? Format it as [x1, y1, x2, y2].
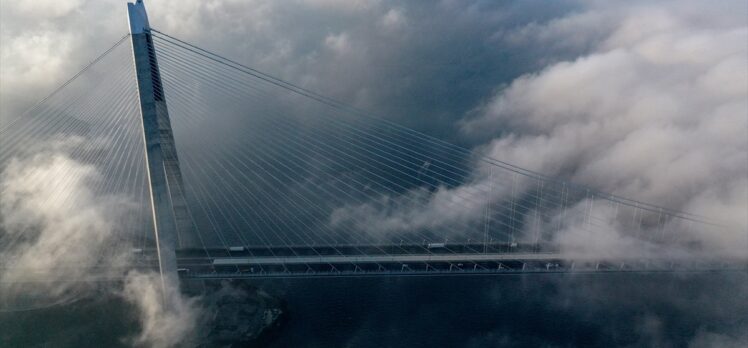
[127, 0, 194, 290]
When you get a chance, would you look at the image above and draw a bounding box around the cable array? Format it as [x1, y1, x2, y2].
[0, 29, 731, 282]
[149, 30, 724, 257]
[0, 35, 155, 275]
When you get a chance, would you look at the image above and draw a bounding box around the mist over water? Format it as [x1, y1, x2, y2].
[0, 143, 202, 347]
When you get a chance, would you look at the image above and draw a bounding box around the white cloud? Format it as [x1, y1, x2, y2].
[330, 0, 747, 258]
[379, 8, 406, 31]
[324, 32, 351, 55]
[0, 140, 202, 346]
[689, 329, 748, 348]
[463, 2, 747, 226]
[11, 0, 87, 19]
[301, 0, 379, 13]
[0, 144, 133, 293]
[122, 271, 202, 348]
[0, 0, 122, 119]
[0, 31, 80, 94]
[331, 184, 488, 237]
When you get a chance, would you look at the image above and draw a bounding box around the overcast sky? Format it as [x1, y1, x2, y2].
[2, 0, 746, 240]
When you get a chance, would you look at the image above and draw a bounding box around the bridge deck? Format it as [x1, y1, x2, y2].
[210, 252, 563, 265]
[165, 245, 747, 279]
[4, 244, 743, 282]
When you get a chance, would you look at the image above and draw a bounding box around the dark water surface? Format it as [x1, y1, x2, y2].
[259, 273, 748, 347]
[1, 272, 746, 347]
[0, 292, 139, 347]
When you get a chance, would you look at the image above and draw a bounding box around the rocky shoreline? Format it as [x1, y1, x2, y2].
[192, 280, 286, 347]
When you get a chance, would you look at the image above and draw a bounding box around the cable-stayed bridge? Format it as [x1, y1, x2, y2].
[0, 1, 745, 287]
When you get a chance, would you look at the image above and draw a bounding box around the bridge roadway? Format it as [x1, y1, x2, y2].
[3, 244, 744, 283]
[161, 243, 747, 279]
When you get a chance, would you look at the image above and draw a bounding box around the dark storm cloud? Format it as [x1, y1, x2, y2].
[0, 0, 576, 139]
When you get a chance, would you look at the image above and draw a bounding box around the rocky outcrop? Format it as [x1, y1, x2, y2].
[193, 280, 285, 347]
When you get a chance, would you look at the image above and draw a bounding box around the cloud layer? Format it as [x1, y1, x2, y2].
[0, 140, 131, 292]
[330, 0, 746, 258]
[0, 140, 199, 347]
[462, 0, 747, 255]
[122, 271, 201, 347]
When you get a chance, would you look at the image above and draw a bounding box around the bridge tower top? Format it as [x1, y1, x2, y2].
[127, 0, 151, 34]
